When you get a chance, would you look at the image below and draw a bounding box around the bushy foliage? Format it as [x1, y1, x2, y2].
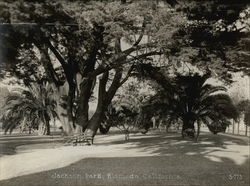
[102, 79, 151, 139]
[1, 83, 58, 134]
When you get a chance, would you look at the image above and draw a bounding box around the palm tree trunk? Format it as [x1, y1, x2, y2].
[38, 123, 46, 135]
[45, 123, 50, 135]
[232, 120, 235, 134]
[182, 114, 195, 138]
[245, 125, 248, 136]
[152, 116, 156, 129]
[195, 121, 201, 142]
[44, 113, 51, 135]
[237, 122, 240, 135]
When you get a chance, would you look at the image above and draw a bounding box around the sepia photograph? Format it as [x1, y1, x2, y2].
[0, 0, 249, 186]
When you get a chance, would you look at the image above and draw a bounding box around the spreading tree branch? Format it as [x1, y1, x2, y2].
[107, 68, 123, 101]
[33, 41, 64, 87]
[45, 39, 69, 73]
[119, 65, 135, 86]
[91, 51, 162, 78]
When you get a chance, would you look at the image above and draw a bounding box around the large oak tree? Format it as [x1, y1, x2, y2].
[0, 0, 184, 138]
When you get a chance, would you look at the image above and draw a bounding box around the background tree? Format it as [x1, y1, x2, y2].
[105, 105, 138, 141]
[135, 63, 238, 140]
[237, 99, 250, 135]
[103, 79, 151, 139]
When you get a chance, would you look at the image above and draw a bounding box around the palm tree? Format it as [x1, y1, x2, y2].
[144, 72, 238, 141]
[1, 83, 58, 135]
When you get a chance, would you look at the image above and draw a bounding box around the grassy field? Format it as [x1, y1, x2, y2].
[0, 131, 249, 186]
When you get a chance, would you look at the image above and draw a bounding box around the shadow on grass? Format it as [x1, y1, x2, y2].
[0, 132, 249, 186]
[97, 133, 249, 161]
[0, 134, 64, 157]
[0, 153, 249, 186]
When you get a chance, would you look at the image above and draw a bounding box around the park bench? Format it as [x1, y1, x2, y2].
[68, 134, 93, 146]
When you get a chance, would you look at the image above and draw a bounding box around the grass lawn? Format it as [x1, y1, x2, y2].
[0, 131, 249, 186]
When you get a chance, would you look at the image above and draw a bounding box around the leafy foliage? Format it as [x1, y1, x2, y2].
[0, 86, 9, 117]
[1, 83, 58, 134]
[102, 79, 151, 138]
[171, 0, 250, 81]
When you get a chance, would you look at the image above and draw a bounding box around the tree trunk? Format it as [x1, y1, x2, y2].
[44, 113, 51, 135]
[85, 108, 105, 138]
[83, 38, 123, 139]
[245, 125, 248, 136]
[232, 120, 235, 134]
[66, 82, 76, 134]
[99, 122, 111, 134]
[166, 123, 171, 133]
[75, 23, 104, 134]
[38, 123, 46, 135]
[85, 69, 123, 139]
[45, 124, 50, 135]
[237, 122, 240, 135]
[56, 84, 74, 135]
[75, 78, 95, 133]
[195, 121, 201, 142]
[60, 117, 74, 135]
[84, 72, 109, 138]
[124, 130, 129, 141]
[152, 116, 156, 129]
[182, 114, 195, 138]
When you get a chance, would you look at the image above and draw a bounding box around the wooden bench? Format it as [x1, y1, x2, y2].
[65, 134, 94, 146]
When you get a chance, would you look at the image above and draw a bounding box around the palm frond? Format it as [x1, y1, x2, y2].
[2, 83, 58, 134]
[201, 84, 227, 98]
